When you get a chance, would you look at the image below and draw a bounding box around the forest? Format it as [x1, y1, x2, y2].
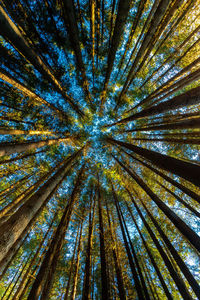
[0, 0, 200, 299]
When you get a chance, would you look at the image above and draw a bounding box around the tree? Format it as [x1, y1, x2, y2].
[0, 1, 200, 298]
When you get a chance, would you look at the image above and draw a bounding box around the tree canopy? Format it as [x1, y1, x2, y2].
[0, 0, 200, 299]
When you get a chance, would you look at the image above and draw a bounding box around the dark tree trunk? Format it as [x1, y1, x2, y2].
[97, 181, 110, 300]
[127, 202, 173, 299]
[112, 187, 145, 300]
[127, 191, 193, 299]
[82, 189, 96, 300]
[107, 137, 200, 187]
[113, 155, 200, 254]
[27, 166, 85, 299]
[105, 198, 127, 300]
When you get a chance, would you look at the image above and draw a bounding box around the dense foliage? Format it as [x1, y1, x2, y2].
[0, 0, 200, 299]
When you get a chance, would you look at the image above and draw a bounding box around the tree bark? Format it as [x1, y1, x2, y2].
[101, 0, 131, 109]
[121, 150, 200, 204]
[127, 191, 193, 299]
[13, 210, 57, 299]
[113, 155, 200, 254]
[61, 0, 91, 105]
[70, 220, 83, 300]
[137, 194, 200, 299]
[0, 4, 83, 116]
[27, 165, 85, 299]
[127, 203, 173, 299]
[0, 148, 83, 263]
[113, 187, 145, 300]
[82, 189, 96, 300]
[107, 137, 200, 187]
[105, 198, 127, 300]
[0, 137, 72, 157]
[98, 180, 110, 300]
[64, 226, 79, 300]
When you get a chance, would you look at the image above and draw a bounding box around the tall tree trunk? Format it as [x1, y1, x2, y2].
[121, 0, 160, 83]
[1, 259, 24, 299]
[156, 181, 200, 219]
[96, 0, 100, 69]
[115, 0, 147, 81]
[64, 226, 80, 300]
[127, 202, 173, 299]
[61, 0, 92, 105]
[91, 0, 95, 86]
[13, 210, 57, 299]
[118, 0, 171, 102]
[0, 68, 68, 120]
[70, 220, 83, 300]
[82, 189, 96, 300]
[125, 117, 200, 132]
[119, 204, 150, 300]
[122, 150, 200, 204]
[0, 171, 53, 222]
[113, 187, 145, 300]
[0, 224, 32, 277]
[136, 194, 200, 299]
[113, 155, 200, 254]
[118, 85, 200, 123]
[0, 137, 72, 157]
[128, 136, 200, 145]
[0, 173, 32, 198]
[107, 137, 200, 187]
[5, 251, 32, 300]
[0, 4, 83, 117]
[0, 128, 55, 136]
[105, 198, 127, 300]
[27, 166, 85, 299]
[0, 148, 83, 263]
[97, 180, 110, 299]
[100, 0, 131, 110]
[127, 191, 193, 299]
[0, 150, 44, 166]
[137, 21, 200, 96]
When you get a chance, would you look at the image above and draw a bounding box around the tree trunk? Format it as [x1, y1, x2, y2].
[137, 195, 200, 299]
[61, 0, 91, 105]
[13, 210, 57, 299]
[0, 171, 52, 222]
[119, 204, 150, 300]
[156, 181, 200, 219]
[0, 5, 83, 117]
[0, 128, 55, 136]
[122, 150, 200, 204]
[105, 198, 127, 300]
[98, 181, 110, 299]
[70, 221, 83, 300]
[120, 85, 200, 122]
[107, 137, 200, 187]
[115, 0, 147, 81]
[129, 136, 200, 145]
[113, 155, 200, 254]
[113, 188, 144, 300]
[127, 192, 193, 299]
[0, 148, 83, 263]
[82, 189, 96, 300]
[118, 0, 171, 102]
[0, 137, 72, 157]
[64, 226, 80, 300]
[127, 202, 173, 299]
[101, 0, 131, 109]
[0, 173, 32, 198]
[27, 166, 85, 299]
[91, 0, 95, 86]
[0, 149, 44, 166]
